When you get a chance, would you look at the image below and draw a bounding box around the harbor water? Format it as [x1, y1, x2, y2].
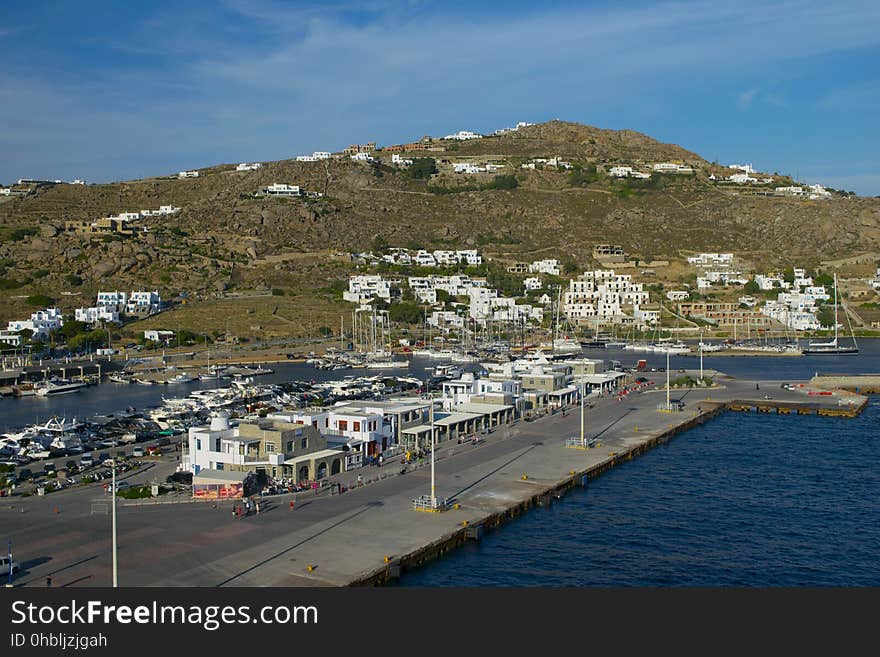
[397, 398, 880, 586]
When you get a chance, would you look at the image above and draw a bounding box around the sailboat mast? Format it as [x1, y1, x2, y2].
[833, 272, 839, 344]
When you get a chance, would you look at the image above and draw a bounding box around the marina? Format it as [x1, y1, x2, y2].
[1, 352, 873, 587]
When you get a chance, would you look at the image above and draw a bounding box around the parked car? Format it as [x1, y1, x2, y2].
[131, 447, 145, 458]
[98, 452, 111, 465]
[43, 462, 56, 474]
[64, 460, 79, 473]
[156, 437, 171, 447]
[146, 445, 161, 456]
[17, 468, 34, 482]
[109, 481, 130, 492]
[80, 453, 94, 468]
[0, 555, 21, 575]
[100, 438, 119, 448]
[115, 450, 127, 461]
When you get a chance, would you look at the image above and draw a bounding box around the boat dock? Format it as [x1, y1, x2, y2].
[1, 371, 870, 588]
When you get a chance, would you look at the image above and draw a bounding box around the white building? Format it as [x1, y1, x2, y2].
[144, 330, 175, 343]
[236, 162, 262, 171]
[178, 171, 199, 178]
[7, 307, 64, 341]
[444, 130, 482, 141]
[391, 154, 413, 166]
[754, 274, 789, 291]
[96, 291, 128, 308]
[529, 259, 560, 276]
[126, 291, 162, 315]
[350, 152, 374, 162]
[264, 183, 301, 196]
[729, 163, 756, 174]
[666, 290, 690, 301]
[75, 306, 120, 325]
[808, 184, 832, 200]
[652, 163, 693, 174]
[524, 277, 543, 291]
[344, 275, 391, 304]
[453, 162, 487, 174]
[428, 311, 465, 330]
[609, 166, 634, 178]
[687, 253, 734, 267]
[728, 173, 757, 184]
[0, 329, 23, 346]
[414, 250, 437, 267]
[563, 269, 649, 322]
[775, 186, 804, 196]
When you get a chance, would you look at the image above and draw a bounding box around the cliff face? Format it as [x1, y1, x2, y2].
[1, 120, 878, 327]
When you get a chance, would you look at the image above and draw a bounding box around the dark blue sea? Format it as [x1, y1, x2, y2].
[399, 396, 880, 586]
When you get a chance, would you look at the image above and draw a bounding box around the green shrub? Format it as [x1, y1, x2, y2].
[63, 273, 83, 286]
[26, 293, 56, 306]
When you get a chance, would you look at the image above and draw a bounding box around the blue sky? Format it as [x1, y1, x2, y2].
[2, 0, 879, 194]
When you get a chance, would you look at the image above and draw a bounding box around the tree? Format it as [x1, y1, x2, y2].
[372, 235, 390, 253]
[743, 279, 760, 294]
[782, 267, 795, 284]
[388, 302, 424, 324]
[484, 174, 518, 190]
[26, 294, 56, 307]
[408, 158, 437, 180]
[816, 306, 836, 328]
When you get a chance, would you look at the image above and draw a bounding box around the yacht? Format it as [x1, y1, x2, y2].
[803, 274, 858, 355]
[35, 379, 88, 396]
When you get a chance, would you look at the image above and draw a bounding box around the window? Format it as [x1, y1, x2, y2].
[196, 439, 202, 450]
[286, 441, 293, 453]
[265, 442, 275, 453]
[301, 437, 308, 450]
[216, 463, 224, 470]
[353, 421, 361, 432]
[338, 420, 348, 431]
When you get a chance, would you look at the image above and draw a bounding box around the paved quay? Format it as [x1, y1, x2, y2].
[1, 371, 867, 587]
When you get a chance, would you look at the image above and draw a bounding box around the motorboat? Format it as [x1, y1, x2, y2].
[35, 379, 88, 396]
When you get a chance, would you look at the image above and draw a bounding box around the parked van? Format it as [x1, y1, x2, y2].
[80, 453, 94, 468]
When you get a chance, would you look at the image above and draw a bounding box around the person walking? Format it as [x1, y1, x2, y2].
[255, 500, 260, 515]
[232, 506, 237, 520]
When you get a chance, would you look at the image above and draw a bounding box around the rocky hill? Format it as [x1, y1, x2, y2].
[1, 120, 878, 338]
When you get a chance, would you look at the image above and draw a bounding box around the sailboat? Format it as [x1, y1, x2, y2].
[803, 273, 859, 355]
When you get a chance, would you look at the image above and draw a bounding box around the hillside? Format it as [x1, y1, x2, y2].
[1, 119, 879, 340]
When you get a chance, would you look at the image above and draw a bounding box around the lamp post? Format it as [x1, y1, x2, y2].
[429, 398, 436, 508]
[699, 328, 704, 383]
[666, 346, 671, 410]
[579, 381, 586, 446]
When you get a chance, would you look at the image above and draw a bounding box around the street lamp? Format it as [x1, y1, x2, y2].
[699, 328, 704, 384]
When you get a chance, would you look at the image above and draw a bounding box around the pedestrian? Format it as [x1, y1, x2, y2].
[245, 499, 251, 515]
[255, 501, 260, 515]
[289, 499, 295, 511]
[756, 383, 760, 391]
[232, 506, 237, 520]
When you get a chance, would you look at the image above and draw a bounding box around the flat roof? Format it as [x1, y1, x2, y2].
[575, 372, 627, 383]
[433, 412, 482, 426]
[283, 448, 345, 466]
[456, 402, 514, 413]
[402, 424, 434, 435]
[549, 386, 578, 396]
[193, 469, 248, 485]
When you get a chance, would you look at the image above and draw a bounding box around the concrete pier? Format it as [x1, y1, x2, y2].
[1, 371, 870, 588]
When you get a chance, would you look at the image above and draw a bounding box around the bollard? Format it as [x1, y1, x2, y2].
[383, 555, 391, 563]
[462, 520, 469, 526]
[521, 474, 528, 481]
[306, 565, 317, 572]
[453, 503, 461, 509]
